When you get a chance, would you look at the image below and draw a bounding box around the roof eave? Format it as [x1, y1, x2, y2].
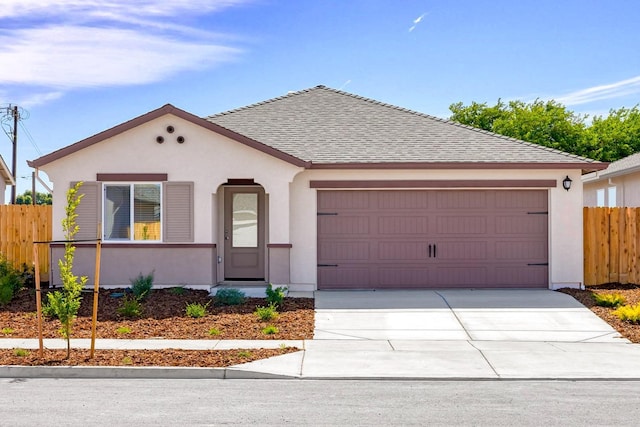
[0, 155, 14, 185]
[308, 161, 609, 172]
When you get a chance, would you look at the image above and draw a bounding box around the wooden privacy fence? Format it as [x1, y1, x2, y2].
[0, 205, 52, 277]
[584, 207, 640, 286]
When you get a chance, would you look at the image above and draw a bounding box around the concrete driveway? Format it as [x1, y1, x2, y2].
[314, 289, 626, 343]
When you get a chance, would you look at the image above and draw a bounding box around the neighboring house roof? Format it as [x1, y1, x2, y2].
[583, 152, 640, 183]
[208, 85, 605, 170]
[0, 154, 15, 185]
[29, 85, 607, 171]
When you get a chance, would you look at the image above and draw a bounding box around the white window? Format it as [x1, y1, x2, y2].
[608, 186, 617, 207]
[103, 183, 161, 241]
[596, 189, 605, 207]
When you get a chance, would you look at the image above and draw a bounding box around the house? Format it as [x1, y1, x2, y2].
[583, 152, 640, 207]
[0, 154, 15, 204]
[28, 86, 606, 291]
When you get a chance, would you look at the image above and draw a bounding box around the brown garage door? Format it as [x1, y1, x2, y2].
[317, 190, 548, 289]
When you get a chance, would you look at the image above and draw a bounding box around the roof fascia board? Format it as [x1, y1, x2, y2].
[308, 161, 608, 171]
[0, 155, 15, 185]
[28, 104, 309, 168]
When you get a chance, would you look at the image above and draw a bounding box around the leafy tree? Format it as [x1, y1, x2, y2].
[449, 99, 595, 158]
[45, 182, 87, 359]
[16, 190, 52, 205]
[587, 106, 640, 162]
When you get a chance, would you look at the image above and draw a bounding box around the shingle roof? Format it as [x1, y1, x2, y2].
[599, 152, 640, 178]
[207, 85, 602, 167]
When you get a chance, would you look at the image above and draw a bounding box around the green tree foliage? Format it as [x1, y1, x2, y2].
[45, 182, 87, 359]
[449, 99, 595, 158]
[16, 190, 52, 205]
[587, 106, 640, 162]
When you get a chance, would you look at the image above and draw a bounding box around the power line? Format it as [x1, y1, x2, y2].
[19, 121, 42, 156]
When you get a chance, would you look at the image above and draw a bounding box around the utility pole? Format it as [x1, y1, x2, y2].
[1, 104, 23, 204]
[11, 105, 17, 204]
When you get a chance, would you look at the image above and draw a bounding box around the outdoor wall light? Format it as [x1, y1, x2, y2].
[562, 175, 572, 191]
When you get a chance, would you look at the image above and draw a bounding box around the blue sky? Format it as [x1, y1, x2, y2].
[1, 0, 639, 199]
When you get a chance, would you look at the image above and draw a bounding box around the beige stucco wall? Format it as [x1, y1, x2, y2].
[289, 169, 584, 291]
[584, 171, 640, 207]
[38, 113, 302, 286]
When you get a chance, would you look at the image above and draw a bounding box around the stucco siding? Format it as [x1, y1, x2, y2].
[584, 171, 640, 207]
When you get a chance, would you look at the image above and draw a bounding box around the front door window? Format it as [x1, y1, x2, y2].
[232, 193, 258, 247]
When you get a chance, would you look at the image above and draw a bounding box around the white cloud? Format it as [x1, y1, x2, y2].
[0, 26, 240, 88]
[19, 91, 64, 108]
[555, 76, 640, 106]
[0, 0, 251, 103]
[409, 13, 426, 32]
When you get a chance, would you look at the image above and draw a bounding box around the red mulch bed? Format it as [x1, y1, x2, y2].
[558, 283, 640, 343]
[0, 287, 313, 367]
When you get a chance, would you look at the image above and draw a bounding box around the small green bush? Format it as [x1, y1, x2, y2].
[593, 292, 626, 307]
[613, 304, 640, 323]
[1, 327, 14, 335]
[266, 283, 287, 307]
[116, 326, 132, 334]
[13, 348, 29, 357]
[254, 303, 279, 321]
[130, 272, 153, 300]
[117, 294, 143, 318]
[214, 288, 245, 306]
[237, 350, 253, 358]
[262, 325, 279, 335]
[208, 327, 222, 336]
[0, 257, 23, 306]
[121, 356, 133, 365]
[185, 301, 210, 318]
[169, 286, 186, 296]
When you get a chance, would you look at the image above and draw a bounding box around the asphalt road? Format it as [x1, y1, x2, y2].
[2, 379, 640, 426]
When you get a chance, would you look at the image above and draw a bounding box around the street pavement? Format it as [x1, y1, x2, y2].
[2, 289, 640, 380]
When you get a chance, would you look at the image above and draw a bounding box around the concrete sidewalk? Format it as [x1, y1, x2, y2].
[2, 337, 640, 380]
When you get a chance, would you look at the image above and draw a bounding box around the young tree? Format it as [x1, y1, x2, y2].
[45, 182, 87, 359]
[587, 106, 640, 162]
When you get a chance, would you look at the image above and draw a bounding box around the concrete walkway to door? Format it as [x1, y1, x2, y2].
[314, 289, 625, 342]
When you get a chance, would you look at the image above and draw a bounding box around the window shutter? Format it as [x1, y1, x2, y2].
[163, 182, 194, 242]
[72, 181, 101, 240]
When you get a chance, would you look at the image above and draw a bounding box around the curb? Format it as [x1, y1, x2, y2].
[0, 365, 298, 380]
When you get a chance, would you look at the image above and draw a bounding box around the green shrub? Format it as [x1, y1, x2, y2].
[121, 356, 133, 365]
[613, 304, 640, 323]
[237, 350, 253, 358]
[116, 326, 132, 334]
[214, 288, 245, 306]
[262, 325, 279, 335]
[13, 348, 29, 357]
[0, 256, 23, 306]
[185, 301, 210, 318]
[593, 292, 626, 307]
[130, 272, 154, 300]
[1, 327, 14, 335]
[169, 286, 186, 296]
[117, 294, 143, 318]
[266, 283, 287, 307]
[208, 327, 222, 336]
[254, 303, 279, 321]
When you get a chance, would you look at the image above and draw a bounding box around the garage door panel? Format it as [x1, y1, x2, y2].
[436, 241, 488, 260]
[378, 216, 429, 234]
[435, 216, 488, 234]
[495, 266, 548, 287]
[318, 215, 370, 234]
[436, 191, 488, 209]
[377, 191, 430, 209]
[318, 241, 371, 261]
[495, 241, 547, 260]
[379, 268, 432, 287]
[432, 266, 488, 286]
[317, 190, 548, 289]
[495, 216, 547, 234]
[494, 190, 547, 209]
[378, 242, 429, 260]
